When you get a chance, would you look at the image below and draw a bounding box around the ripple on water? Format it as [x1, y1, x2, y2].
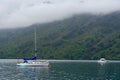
[0, 60, 120, 80]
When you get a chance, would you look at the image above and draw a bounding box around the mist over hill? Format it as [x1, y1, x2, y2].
[0, 12, 120, 59]
[0, 0, 120, 29]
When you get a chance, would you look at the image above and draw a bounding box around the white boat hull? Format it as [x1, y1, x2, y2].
[17, 61, 50, 67]
[97, 60, 108, 63]
[97, 58, 108, 63]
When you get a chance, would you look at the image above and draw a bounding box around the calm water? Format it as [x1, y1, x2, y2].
[0, 60, 120, 80]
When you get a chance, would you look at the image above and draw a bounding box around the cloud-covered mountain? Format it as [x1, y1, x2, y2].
[0, 0, 120, 29]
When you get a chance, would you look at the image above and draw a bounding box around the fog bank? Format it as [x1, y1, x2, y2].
[0, 0, 120, 29]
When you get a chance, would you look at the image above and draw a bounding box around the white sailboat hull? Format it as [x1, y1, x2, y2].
[17, 61, 50, 67]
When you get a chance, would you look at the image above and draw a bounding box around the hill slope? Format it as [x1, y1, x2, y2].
[0, 12, 120, 59]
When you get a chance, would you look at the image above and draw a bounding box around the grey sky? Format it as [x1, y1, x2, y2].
[0, 0, 120, 29]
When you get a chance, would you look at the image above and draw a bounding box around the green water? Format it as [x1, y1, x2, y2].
[0, 60, 120, 80]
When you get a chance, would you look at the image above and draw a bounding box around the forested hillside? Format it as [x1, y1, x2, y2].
[0, 12, 120, 60]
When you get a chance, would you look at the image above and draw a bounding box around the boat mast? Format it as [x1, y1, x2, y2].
[34, 27, 37, 57]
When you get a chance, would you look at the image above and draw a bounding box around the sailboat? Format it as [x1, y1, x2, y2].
[17, 27, 50, 67]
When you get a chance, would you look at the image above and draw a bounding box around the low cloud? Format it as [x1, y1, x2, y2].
[0, 0, 120, 29]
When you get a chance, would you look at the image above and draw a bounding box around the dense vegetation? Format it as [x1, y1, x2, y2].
[0, 12, 120, 60]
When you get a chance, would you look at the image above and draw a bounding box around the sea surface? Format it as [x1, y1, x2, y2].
[0, 59, 120, 80]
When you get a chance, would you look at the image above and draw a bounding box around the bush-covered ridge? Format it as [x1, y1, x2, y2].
[0, 12, 120, 59]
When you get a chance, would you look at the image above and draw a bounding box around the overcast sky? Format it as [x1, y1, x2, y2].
[0, 0, 120, 29]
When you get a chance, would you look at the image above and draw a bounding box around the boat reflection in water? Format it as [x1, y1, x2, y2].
[16, 66, 50, 80]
